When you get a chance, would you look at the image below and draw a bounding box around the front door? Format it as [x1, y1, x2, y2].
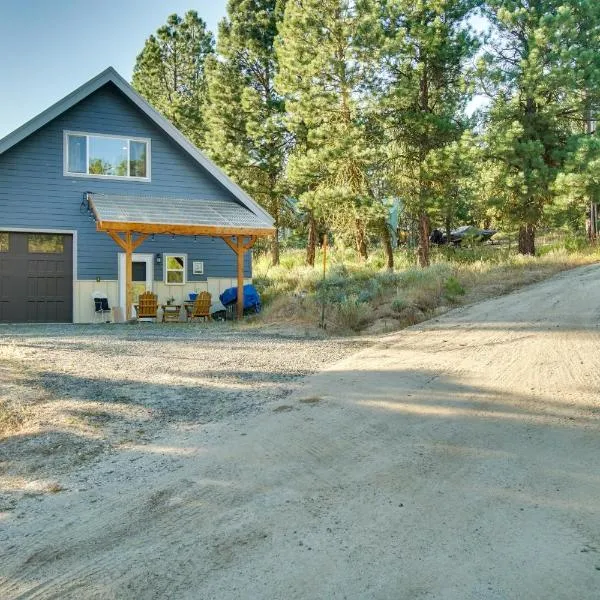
[118, 253, 154, 317]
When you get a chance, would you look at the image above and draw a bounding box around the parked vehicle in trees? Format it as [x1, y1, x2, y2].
[430, 226, 497, 246]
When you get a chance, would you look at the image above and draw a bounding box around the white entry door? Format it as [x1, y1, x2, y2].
[118, 253, 154, 317]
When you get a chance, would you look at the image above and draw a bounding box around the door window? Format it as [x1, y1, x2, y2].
[132, 261, 149, 303]
[28, 234, 64, 253]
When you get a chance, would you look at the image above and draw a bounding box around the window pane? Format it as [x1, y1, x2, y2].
[130, 141, 147, 178]
[28, 234, 64, 253]
[67, 135, 86, 173]
[0, 233, 8, 252]
[132, 261, 147, 282]
[167, 271, 184, 284]
[166, 256, 184, 270]
[89, 136, 128, 176]
[165, 255, 185, 284]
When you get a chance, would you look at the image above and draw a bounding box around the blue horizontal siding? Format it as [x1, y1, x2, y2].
[0, 82, 253, 280]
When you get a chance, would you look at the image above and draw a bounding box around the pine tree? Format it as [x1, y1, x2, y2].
[203, 0, 289, 266]
[373, 0, 480, 267]
[132, 11, 214, 148]
[480, 0, 600, 254]
[276, 0, 383, 262]
[424, 133, 479, 242]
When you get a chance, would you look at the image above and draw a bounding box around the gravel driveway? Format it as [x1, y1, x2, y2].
[0, 323, 365, 509]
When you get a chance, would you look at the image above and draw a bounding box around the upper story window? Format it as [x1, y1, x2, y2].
[64, 131, 150, 181]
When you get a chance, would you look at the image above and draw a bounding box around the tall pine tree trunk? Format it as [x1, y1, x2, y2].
[271, 226, 280, 266]
[270, 188, 280, 266]
[380, 219, 394, 271]
[306, 211, 317, 267]
[518, 223, 535, 255]
[355, 218, 368, 261]
[417, 211, 430, 267]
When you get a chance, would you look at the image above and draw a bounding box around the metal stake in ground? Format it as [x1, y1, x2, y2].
[320, 234, 328, 329]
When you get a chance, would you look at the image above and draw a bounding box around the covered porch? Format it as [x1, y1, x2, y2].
[87, 193, 274, 320]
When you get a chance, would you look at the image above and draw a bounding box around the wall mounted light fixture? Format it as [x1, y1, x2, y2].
[156, 253, 162, 265]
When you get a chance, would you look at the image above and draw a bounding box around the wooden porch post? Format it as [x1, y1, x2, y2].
[222, 235, 257, 320]
[236, 235, 245, 320]
[106, 231, 148, 320]
[125, 232, 133, 319]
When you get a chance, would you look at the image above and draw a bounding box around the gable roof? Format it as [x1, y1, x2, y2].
[0, 67, 273, 226]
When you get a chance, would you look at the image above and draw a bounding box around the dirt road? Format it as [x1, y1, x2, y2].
[2, 264, 600, 599]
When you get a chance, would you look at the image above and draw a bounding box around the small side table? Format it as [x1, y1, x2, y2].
[162, 304, 181, 323]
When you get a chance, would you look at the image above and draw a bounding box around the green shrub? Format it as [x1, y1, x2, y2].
[334, 296, 369, 331]
[391, 298, 407, 313]
[444, 276, 466, 300]
[375, 270, 402, 287]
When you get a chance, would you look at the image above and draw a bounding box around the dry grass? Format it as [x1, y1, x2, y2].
[0, 401, 26, 435]
[254, 242, 600, 334]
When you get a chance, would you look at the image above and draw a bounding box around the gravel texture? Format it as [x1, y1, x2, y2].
[0, 322, 365, 504]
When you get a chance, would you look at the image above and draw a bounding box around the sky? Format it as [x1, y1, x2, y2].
[0, 1, 228, 138]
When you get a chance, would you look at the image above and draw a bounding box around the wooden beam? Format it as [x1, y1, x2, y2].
[221, 236, 237, 253]
[236, 235, 245, 320]
[220, 235, 247, 320]
[131, 233, 149, 251]
[103, 225, 265, 322]
[104, 231, 148, 319]
[107, 231, 128, 252]
[242, 236, 257, 251]
[97, 221, 275, 238]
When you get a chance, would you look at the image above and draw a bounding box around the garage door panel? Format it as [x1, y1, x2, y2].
[27, 300, 65, 322]
[0, 232, 73, 323]
[0, 301, 10, 322]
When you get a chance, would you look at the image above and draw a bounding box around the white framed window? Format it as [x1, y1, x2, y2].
[64, 131, 151, 181]
[164, 254, 187, 284]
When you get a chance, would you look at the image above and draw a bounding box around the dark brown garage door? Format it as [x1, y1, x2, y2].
[0, 232, 73, 323]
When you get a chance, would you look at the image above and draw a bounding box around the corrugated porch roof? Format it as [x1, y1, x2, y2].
[89, 193, 274, 236]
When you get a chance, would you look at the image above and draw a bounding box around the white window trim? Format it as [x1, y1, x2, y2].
[164, 253, 187, 285]
[63, 130, 151, 182]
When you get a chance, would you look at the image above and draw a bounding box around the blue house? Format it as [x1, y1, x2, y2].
[0, 68, 274, 323]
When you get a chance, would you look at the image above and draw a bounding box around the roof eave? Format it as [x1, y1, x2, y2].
[95, 220, 275, 238]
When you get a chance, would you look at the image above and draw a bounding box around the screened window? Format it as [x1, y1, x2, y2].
[65, 132, 150, 180]
[164, 255, 186, 284]
[28, 234, 64, 253]
[0, 233, 8, 252]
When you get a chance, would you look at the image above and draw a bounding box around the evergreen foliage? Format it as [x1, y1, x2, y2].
[203, 0, 289, 265]
[276, 0, 381, 262]
[130, 1, 600, 263]
[132, 11, 214, 148]
[372, 0, 481, 266]
[479, 0, 600, 254]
